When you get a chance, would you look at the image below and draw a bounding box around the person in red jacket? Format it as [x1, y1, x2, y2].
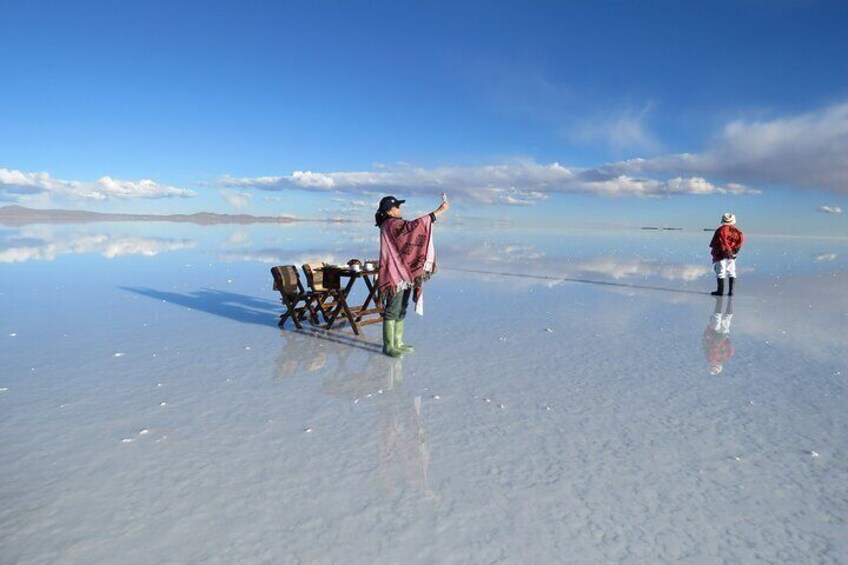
[709, 213, 745, 296]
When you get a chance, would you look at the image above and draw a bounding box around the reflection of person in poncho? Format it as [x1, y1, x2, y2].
[377, 360, 439, 501]
[375, 195, 449, 357]
[703, 296, 734, 375]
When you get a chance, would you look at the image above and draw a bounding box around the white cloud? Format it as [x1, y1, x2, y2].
[818, 205, 842, 214]
[500, 195, 536, 206]
[571, 105, 661, 152]
[613, 102, 848, 193]
[0, 168, 196, 203]
[219, 189, 252, 210]
[330, 198, 371, 208]
[230, 102, 848, 202]
[241, 101, 819, 207]
[219, 160, 752, 203]
[8, 102, 843, 211]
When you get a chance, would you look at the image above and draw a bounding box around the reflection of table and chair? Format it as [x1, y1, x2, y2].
[272, 260, 383, 335]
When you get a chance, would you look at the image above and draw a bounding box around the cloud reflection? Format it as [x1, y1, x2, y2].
[813, 253, 838, 262]
[0, 228, 196, 263]
[218, 250, 350, 266]
[439, 241, 710, 285]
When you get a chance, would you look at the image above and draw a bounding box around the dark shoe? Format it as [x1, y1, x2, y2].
[728, 277, 735, 296]
[710, 278, 725, 296]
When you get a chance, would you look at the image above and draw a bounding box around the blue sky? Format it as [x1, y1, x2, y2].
[1, 0, 847, 234]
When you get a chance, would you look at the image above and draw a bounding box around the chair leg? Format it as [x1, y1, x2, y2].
[316, 293, 335, 322]
[324, 292, 345, 329]
[296, 306, 312, 325]
[284, 297, 303, 329]
[305, 297, 322, 325]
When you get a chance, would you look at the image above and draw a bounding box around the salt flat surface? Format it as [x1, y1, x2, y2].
[1, 222, 846, 564]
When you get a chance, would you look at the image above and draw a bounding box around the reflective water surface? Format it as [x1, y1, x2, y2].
[1, 220, 846, 563]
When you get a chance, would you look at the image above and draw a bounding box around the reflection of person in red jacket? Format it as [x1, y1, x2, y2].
[703, 296, 734, 375]
[709, 213, 745, 296]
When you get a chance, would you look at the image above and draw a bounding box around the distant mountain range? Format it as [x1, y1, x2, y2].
[0, 205, 348, 226]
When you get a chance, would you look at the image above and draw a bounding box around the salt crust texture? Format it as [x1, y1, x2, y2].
[1, 223, 846, 564]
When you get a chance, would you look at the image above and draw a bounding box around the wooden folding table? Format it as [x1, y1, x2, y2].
[322, 266, 383, 335]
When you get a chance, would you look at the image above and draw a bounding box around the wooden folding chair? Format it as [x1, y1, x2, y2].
[301, 263, 340, 322]
[271, 265, 320, 329]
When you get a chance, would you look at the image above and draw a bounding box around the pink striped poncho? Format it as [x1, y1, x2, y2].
[378, 215, 436, 310]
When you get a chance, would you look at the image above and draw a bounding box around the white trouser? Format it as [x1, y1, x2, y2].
[713, 259, 737, 279]
[709, 313, 733, 334]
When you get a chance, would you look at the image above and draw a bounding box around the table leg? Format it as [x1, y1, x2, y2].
[360, 274, 376, 313]
[324, 275, 359, 333]
[341, 297, 360, 335]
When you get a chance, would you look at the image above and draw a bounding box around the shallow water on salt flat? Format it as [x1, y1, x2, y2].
[1, 221, 846, 564]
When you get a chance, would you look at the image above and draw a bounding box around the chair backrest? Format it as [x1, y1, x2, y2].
[271, 265, 302, 298]
[302, 263, 327, 292]
[302, 262, 341, 291]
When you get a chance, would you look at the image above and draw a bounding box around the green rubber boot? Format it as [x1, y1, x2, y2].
[395, 319, 414, 354]
[382, 320, 403, 357]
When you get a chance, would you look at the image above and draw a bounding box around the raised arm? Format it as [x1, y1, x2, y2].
[391, 198, 450, 234]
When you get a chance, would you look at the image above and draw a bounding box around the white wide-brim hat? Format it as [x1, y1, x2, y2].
[721, 213, 736, 225]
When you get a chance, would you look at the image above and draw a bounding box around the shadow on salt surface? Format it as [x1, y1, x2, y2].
[121, 286, 279, 326]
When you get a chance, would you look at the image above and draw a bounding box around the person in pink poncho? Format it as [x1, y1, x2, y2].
[375, 195, 449, 357]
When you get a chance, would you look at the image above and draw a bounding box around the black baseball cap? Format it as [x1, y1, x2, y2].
[378, 195, 405, 212]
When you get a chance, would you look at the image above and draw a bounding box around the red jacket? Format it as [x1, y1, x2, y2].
[709, 225, 745, 262]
